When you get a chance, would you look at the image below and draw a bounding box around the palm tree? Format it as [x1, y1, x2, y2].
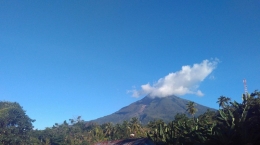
[217, 96, 231, 109]
[113, 123, 123, 139]
[186, 101, 197, 117]
[91, 125, 105, 142]
[130, 117, 142, 136]
[121, 120, 131, 138]
[103, 122, 113, 139]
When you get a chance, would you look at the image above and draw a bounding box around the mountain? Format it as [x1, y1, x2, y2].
[92, 95, 216, 124]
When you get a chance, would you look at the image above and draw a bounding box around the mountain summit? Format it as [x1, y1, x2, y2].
[92, 95, 215, 124]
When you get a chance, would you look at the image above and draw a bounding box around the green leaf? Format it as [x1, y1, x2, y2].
[219, 110, 226, 119]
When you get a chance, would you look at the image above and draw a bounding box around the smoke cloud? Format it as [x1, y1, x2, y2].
[129, 59, 218, 98]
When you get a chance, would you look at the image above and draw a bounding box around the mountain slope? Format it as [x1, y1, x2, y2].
[92, 95, 215, 124]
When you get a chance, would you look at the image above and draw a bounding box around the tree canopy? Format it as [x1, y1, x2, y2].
[0, 101, 35, 144]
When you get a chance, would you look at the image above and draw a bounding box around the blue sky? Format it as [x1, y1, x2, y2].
[0, 0, 259, 129]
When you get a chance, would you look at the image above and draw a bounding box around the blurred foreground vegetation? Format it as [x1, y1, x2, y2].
[1, 91, 260, 145]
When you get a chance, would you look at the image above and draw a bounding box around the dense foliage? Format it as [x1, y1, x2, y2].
[0, 101, 35, 144]
[1, 91, 260, 145]
[147, 91, 260, 145]
[29, 117, 147, 145]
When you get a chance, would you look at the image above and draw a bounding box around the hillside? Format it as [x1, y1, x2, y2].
[92, 95, 216, 124]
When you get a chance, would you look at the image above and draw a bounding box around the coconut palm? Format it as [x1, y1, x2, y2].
[186, 101, 197, 117]
[103, 122, 114, 139]
[113, 123, 123, 139]
[130, 117, 142, 136]
[121, 120, 131, 138]
[217, 95, 231, 109]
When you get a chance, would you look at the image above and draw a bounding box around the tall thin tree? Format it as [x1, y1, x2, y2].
[186, 101, 197, 117]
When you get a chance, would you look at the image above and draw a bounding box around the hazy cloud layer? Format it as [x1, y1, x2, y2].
[130, 59, 218, 98]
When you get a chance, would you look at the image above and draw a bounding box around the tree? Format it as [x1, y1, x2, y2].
[0, 101, 35, 144]
[251, 90, 260, 98]
[147, 119, 165, 130]
[186, 101, 197, 117]
[102, 122, 114, 139]
[217, 95, 231, 109]
[173, 113, 189, 123]
[121, 120, 131, 138]
[130, 117, 144, 137]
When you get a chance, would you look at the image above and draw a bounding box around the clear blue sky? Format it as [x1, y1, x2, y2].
[0, 0, 259, 130]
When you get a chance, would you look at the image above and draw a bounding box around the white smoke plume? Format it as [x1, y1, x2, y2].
[129, 59, 218, 98]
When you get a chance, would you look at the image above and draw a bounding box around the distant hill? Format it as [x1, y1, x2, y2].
[92, 95, 216, 124]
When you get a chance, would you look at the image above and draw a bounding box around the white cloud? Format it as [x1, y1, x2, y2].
[129, 59, 218, 98]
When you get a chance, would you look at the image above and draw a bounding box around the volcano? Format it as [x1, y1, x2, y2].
[92, 95, 215, 124]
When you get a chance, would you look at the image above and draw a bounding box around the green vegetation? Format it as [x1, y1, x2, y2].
[0, 101, 35, 144]
[1, 90, 260, 144]
[147, 91, 260, 145]
[186, 101, 197, 117]
[29, 117, 147, 145]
